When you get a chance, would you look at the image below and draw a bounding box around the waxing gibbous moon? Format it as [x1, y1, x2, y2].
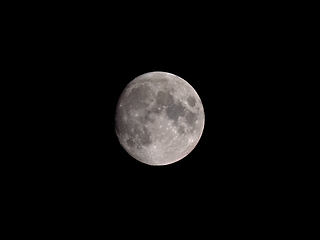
[115, 71, 205, 166]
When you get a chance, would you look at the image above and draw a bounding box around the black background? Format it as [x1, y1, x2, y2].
[19, 3, 296, 233]
[54, 12, 277, 175]
[38, 5, 284, 190]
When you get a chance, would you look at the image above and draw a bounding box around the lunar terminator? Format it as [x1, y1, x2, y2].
[115, 71, 205, 165]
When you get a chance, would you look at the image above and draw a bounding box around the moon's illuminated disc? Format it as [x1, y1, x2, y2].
[115, 72, 205, 165]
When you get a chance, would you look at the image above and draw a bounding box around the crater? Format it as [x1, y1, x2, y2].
[126, 138, 135, 147]
[187, 96, 196, 107]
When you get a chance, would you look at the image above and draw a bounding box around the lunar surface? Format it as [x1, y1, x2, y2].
[115, 71, 205, 165]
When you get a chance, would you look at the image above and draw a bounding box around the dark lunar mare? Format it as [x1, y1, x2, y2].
[166, 102, 186, 122]
[185, 111, 197, 127]
[187, 96, 196, 107]
[154, 90, 198, 131]
[125, 85, 151, 109]
[156, 91, 174, 106]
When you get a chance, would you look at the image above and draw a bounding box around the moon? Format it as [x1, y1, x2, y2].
[115, 71, 205, 165]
